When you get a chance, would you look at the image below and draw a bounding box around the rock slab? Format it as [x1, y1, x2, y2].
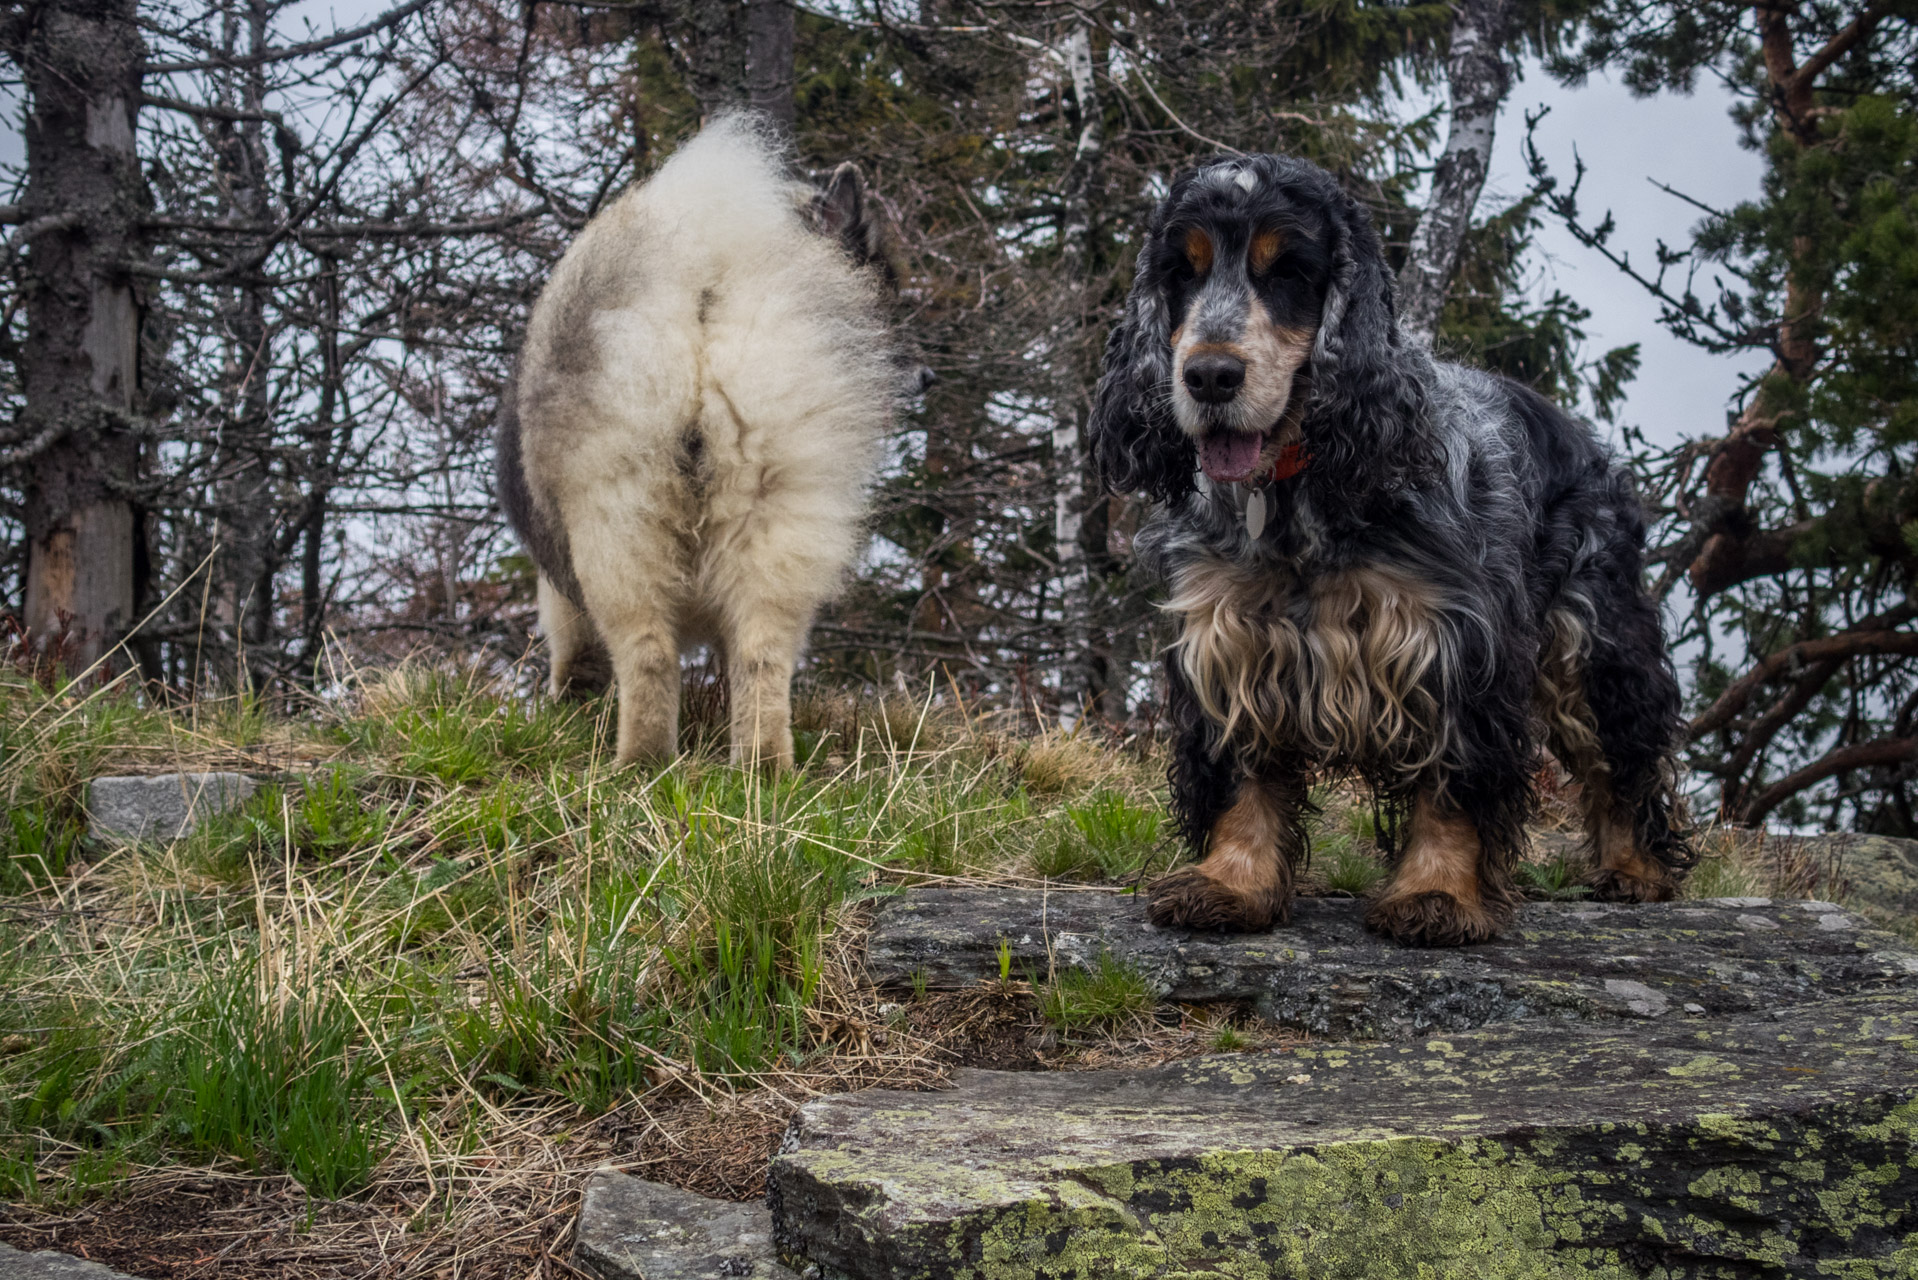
[771, 991, 1918, 1279]
[1806, 832, 1918, 920]
[86, 773, 256, 843]
[0, 1244, 146, 1280]
[573, 1169, 796, 1280]
[867, 887, 1918, 1037]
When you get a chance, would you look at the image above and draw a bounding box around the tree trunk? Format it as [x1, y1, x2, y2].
[298, 250, 343, 677]
[15, 0, 145, 671]
[683, 0, 745, 122]
[746, 0, 794, 133]
[211, 0, 278, 689]
[1396, 0, 1514, 348]
[1051, 22, 1104, 728]
[1685, 2, 1841, 600]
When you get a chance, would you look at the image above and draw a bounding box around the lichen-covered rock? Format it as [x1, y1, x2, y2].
[1805, 832, 1918, 922]
[573, 1169, 796, 1280]
[770, 992, 1918, 1279]
[0, 1244, 146, 1279]
[86, 773, 256, 843]
[866, 888, 1918, 1037]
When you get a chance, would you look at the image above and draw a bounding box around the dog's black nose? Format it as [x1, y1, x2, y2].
[1183, 353, 1245, 403]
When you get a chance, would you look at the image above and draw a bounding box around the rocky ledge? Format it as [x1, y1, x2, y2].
[573, 1169, 794, 1279]
[866, 887, 1918, 1037]
[770, 989, 1918, 1278]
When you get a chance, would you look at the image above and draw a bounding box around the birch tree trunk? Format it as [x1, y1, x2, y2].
[1396, 0, 1514, 348]
[212, 0, 278, 688]
[1051, 22, 1103, 728]
[13, 0, 145, 670]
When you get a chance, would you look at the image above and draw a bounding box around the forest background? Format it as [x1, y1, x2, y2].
[0, 0, 1913, 835]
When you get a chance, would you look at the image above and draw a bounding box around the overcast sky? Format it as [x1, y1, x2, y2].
[1467, 62, 1772, 449]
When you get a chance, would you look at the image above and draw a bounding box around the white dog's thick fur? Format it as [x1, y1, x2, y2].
[498, 116, 896, 767]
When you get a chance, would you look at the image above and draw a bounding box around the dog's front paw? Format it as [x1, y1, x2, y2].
[1365, 889, 1505, 947]
[1590, 865, 1677, 903]
[1147, 866, 1287, 932]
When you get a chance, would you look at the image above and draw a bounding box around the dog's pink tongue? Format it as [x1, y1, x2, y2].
[1200, 432, 1266, 483]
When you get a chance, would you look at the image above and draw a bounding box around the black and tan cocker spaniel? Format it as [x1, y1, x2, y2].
[1090, 152, 1692, 947]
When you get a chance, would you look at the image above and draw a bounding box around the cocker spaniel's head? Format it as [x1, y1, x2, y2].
[1090, 153, 1433, 515]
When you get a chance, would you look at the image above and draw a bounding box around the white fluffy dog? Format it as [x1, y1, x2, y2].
[497, 116, 899, 768]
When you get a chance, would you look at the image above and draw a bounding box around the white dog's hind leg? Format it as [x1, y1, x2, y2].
[537, 573, 593, 698]
[721, 605, 810, 771]
[571, 515, 691, 768]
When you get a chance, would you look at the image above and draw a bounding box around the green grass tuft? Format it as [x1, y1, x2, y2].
[1038, 951, 1157, 1031]
[1318, 843, 1386, 896]
[171, 966, 390, 1197]
[1517, 854, 1594, 900]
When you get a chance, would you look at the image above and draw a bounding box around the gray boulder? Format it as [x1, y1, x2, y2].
[573, 1169, 795, 1280]
[86, 772, 257, 843]
[771, 990, 1918, 1278]
[1803, 831, 1918, 921]
[0, 1244, 147, 1279]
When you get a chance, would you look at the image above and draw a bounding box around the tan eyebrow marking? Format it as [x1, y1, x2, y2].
[1184, 227, 1214, 276]
[1249, 228, 1284, 274]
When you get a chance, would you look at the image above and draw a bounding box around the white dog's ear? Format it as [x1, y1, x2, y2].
[814, 162, 890, 273]
[818, 162, 866, 238]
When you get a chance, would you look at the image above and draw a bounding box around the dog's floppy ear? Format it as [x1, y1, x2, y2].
[1090, 245, 1194, 505]
[1304, 191, 1439, 513]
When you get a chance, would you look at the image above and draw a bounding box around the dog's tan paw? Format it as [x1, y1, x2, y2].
[1147, 866, 1288, 933]
[1365, 889, 1506, 947]
[1590, 865, 1677, 903]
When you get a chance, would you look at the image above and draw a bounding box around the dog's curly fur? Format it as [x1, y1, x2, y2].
[1091, 152, 1692, 946]
[497, 115, 900, 768]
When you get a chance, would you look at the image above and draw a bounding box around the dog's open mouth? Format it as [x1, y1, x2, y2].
[1200, 431, 1268, 484]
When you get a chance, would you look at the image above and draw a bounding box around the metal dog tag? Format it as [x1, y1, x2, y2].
[1244, 489, 1267, 540]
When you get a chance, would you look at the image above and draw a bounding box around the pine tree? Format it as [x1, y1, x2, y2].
[1544, 1, 1918, 830]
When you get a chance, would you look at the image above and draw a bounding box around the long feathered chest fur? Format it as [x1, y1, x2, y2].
[1165, 548, 1460, 779]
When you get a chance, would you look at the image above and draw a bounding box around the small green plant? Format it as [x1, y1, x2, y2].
[0, 804, 82, 892]
[909, 968, 929, 1000]
[1318, 844, 1385, 897]
[996, 937, 1014, 983]
[1517, 854, 1593, 900]
[1029, 819, 1100, 879]
[1066, 789, 1161, 878]
[170, 967, 389, 1197]
[180, 786, 290, 884]
[297, 768, 390, 858]
[1208, 1025, 1251, 1053]
[1683, 849, 1769, 900]
[397, 706, 493, 785]
[1038, 951, 1156, 1032]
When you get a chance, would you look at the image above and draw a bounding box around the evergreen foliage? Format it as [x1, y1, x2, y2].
[1542, 1, 1918, 829]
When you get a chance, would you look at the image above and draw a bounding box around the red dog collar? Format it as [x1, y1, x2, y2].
[1270, 443, 1309, 481]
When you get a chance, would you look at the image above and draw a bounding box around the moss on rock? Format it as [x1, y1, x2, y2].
[771, 994, 1918, 1278]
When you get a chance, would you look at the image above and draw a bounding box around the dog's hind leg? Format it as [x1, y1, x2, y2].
[1546, 593, 1691, 902]
[537, 573, 604, 699]
[720, 604, 808, 771]
[568, 511, 691, 768]
[1364, 792, 1512, 946]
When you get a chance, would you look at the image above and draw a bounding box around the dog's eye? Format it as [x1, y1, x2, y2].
[1183, 228, 1214, 276]
[1266, 254, 1312, 283]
